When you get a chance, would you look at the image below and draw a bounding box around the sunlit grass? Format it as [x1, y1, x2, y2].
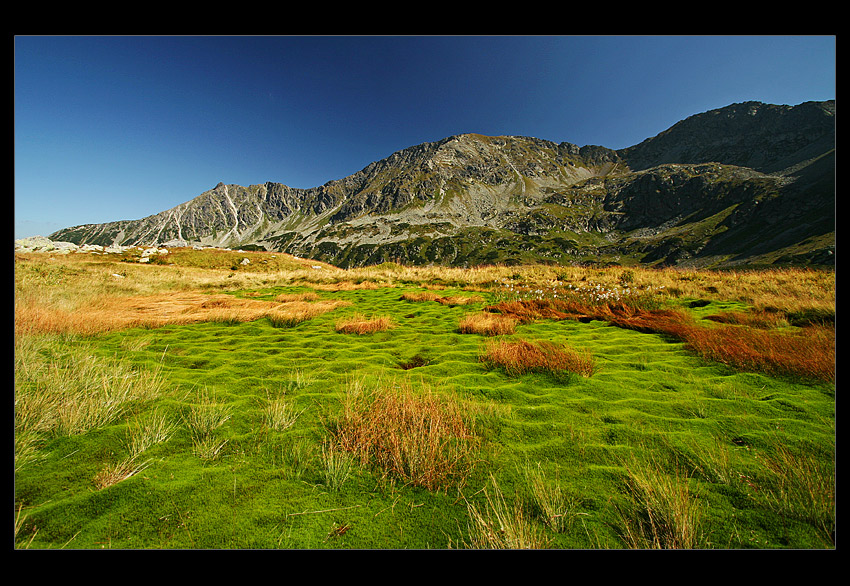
[14, 334, 170, 444]
[330, 379, 480, 491]
[462, 474, 550, 549]
[757, 438, 835, 547]
[480, 339, 597, 379]
[13, 250, 835, 549]
[264, 390, 305, 432]
[457, 312, 518, 336]
[335, 313, 396, 335]
[615, 455, 706, 549]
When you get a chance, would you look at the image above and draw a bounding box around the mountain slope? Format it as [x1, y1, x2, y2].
[50, 100, 835, 269]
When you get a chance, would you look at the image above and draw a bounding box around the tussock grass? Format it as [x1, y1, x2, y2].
[183, 387, 231, 460]
[330, 379, 480, 491]
[192, 435, 230, 460]
[94, 456, 152, 490]
[281, 437, 314, 480]
[462, 474, 550, 549]
[480, 339, 596, 378]
[758, 439, 835, 547]
[274, 291, 321, 303]
[14, 334, 169, 446]
[267, 299, 352, 328]
[125, 408, 178, 457]
[616, 456, 706, 549]
[436, 294, 485, 306]
[264, 390, 305, 432]
[320, 441, 356, 491]
[458, 312, 518, 336]
[184, 387, 232, 438]
[523, 463, 582, 533]
[400, 291, 442, 302]
[335, 313, 396, 335]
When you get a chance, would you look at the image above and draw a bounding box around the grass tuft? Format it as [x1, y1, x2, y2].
[463, 474, 550, 549]
[480, 339, 596, 378]
[264, 390, 305, 432]
[125, 408, 178, 457]
[523, 463, 582, 533]
[757, 439, 835, 547]
[184, 387, 231, 460]
[331, 379, 480, 491]
[335, 313, 396, 335]
[615, 456, 705, 549]
[458, 312, 518, 336]
[94, 456, 152, 490]
[320, 441, 356, 491]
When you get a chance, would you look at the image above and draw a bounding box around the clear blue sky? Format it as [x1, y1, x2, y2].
[14, 35, 836, 239]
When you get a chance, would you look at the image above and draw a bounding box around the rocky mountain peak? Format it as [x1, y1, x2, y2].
[47, 100, 834, 269]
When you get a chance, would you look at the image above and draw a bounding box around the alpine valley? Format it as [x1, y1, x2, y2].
[49, 100, 835, 269]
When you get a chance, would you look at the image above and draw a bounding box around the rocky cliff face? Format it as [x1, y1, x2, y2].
[50, 100, 835, 269]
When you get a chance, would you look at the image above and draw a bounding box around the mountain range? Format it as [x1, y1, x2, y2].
[50, 100, 835, 269]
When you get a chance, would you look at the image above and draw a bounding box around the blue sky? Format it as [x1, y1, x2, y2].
[15, 35, 836, 239]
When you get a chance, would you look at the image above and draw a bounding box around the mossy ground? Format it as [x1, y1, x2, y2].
[14, 255, 835, 549]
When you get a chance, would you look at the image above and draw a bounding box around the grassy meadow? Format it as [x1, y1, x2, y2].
[14, 247, 835, 549]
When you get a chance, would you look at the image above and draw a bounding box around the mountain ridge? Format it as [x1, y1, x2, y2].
[49, 100, 835, 269]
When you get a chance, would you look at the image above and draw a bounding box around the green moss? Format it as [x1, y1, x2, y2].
[15, 285, 835, 549]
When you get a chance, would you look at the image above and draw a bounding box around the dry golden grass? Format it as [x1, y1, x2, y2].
[16, 291, 352, 336]
[17, 292, 269, 335]
[481, 339, 597, 378]
[306, 281, 385, 291]
[274, 291, 321, 303]
[457, 312, 518, 336]
[267, 299, 353, 327]
[334, 313, 396, 335]
[400, 291, 442, 302]
[436, 294, 485, 306]
[401, 291, 484, 305]
[14, 251, 354, 336]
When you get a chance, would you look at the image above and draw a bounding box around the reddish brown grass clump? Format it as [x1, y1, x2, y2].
[335, 313, 396, 335]
[488, 299, 835, 382]
[680, 323, 835, 382]
[332, 381, 479, 490]
[481, 339, 596, 378]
